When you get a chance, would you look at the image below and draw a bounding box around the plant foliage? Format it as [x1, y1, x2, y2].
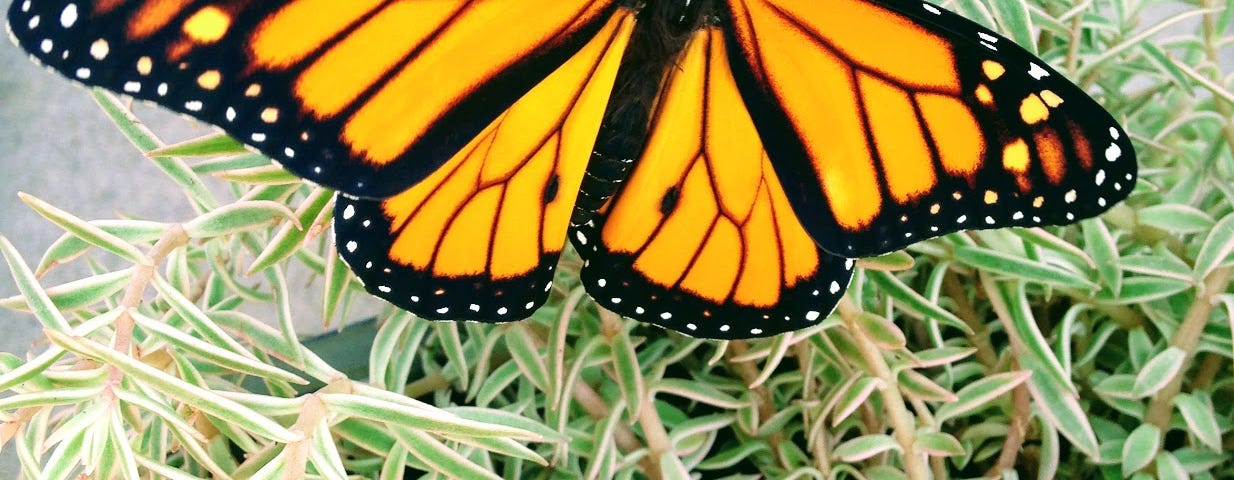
[1, 0, 1232, 478]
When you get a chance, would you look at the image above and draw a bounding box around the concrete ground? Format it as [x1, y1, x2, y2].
[0, 0, 214, 474]
[0, 0, 357, 474]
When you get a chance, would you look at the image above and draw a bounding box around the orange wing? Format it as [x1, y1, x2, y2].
[8, 0, 619, 198]
[721, 0, 1137, 257]
[572, 27, 853, 339]
[334, 9, 634, 320]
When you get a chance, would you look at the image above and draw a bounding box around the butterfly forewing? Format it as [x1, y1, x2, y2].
[722, 0, 1136, 258]
[7, 0, 618, 198]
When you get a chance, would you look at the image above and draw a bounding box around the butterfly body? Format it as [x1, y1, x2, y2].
[8, 0, 1136, 338]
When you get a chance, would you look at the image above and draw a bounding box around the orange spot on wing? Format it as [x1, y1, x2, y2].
[680, 219, 743, 302]
[386, 141, 483, 270]
[1040, 89, 1064, 107]
[1034, 127, 1067, 184]
[1019, 94, 1050, 125]
[343, 2, 613, 166]
[733, 187, 781, 307]
[727, 4, 882, 230]
[295, 2, 461, 121]
[196, 70, 221, 90]
[704, 37, 765, 221]
[982, 60, 1005, 81]
[434, 186, 503, 276]
[182, 6, 231, 44]
[634, 162, 718, 288]
[752, 0, 959, 92]
[767, 159, 820, 285]
[491, 140, 552, 279]
[859, 73, 937, 203]
[1067, 119, 1094, 169]
[1002, 138, 1036, 186]
[603, 32, 707, 255]
[128, 0, 192, 41]
[251, 0, 386, 69]
[975, 84, 994, 106]
[94, 0, 126, 15]
[919, 93, 985, 178]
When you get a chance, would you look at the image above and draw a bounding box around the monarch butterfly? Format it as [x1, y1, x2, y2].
[8, 0, 1136, 338]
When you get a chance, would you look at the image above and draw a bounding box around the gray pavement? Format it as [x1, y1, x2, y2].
[0, 3, 208, 353]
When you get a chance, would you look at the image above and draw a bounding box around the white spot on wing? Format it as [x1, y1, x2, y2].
[1106, 143, 1122, 162]
[59, 4, 78, 28]
[1028, 63, 1050, 80]
[89, 39, 108, 60]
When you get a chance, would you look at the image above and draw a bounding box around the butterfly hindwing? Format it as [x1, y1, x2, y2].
[572, 27, 853, 339]
[721, 0, 1137, 257]
[334, 9, 634, 321]
[7, 0, 619, 198]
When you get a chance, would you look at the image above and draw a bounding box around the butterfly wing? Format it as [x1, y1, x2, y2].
[572, 27, 854, 339]
[721, 0, 1137, 257]
[8, 0, 619, 198]
[333, 9, 634, 321]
